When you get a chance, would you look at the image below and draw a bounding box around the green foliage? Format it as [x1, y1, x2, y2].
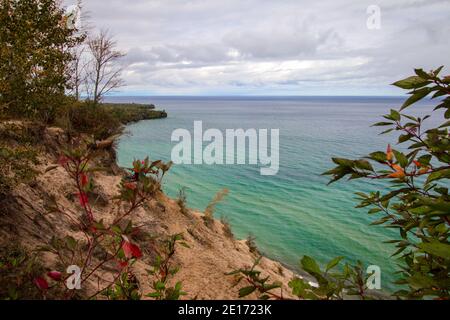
[101, 103, 168, 124]
[0, 244, 45, 300]
[228, 257, 283, 300]
[323, 67, 450, 300]
[0, 0, 84, 122]
[228, 67, 449, 301]
[0, 123, 41, 196]
[0, 145, 38, 196]
[230, 256, 375, 300]
[55, 101, 168, 140]
[146, 234, 189, 300]
[103, 271, 141, 300]
[288, 257, 375, 300]
[55, 100, 122, 140]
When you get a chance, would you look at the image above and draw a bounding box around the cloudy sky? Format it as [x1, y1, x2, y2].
[68, 0, 449, 96]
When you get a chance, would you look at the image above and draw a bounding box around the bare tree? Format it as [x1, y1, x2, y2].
[65, 0, 92, 100]
[69, 45, 88, 100]
[86, 30, 125, 105]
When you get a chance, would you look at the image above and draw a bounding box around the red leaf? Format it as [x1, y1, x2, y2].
[124, 182, 137, 191]
[34, 277, 49, 290]
[58, 156, 69, 167]
[47, 271, 62, 281]
[386, 144, 393, 162]
[79, 173, 89, 187]
[76, 192, 89, 207]
[388, 164, 406, 179]
[122, 241, 143, 259]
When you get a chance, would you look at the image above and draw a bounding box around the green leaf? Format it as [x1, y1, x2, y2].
[426, 169, 450, 184]
[390, 109, 401, 121]
[301, 256, 321, 275]
[407, 273, 437, 290]
[414, 68, 431, 79]
[401, 88, 431, 111]
[111, 225, 122, 235]
[380, 128, 395, 135]
[393, 76, 430, 90]
[239, 286, 256, 297]
[418, 241, 450, 260]
[439, 120, 450, 128]
[372, 122, 393, 127]
[445, 109, 450, 119]
[369, 152, 387, 163]
[146, 292, 162, 298]
[434, 66, 444, 76]
[326, 256, 344, 272]
[368, 208, 383, 214]
[64, 236, 77, 251]
[432, 90, 447, 99]
[398, 134, 413, 144]
[393, 150, 408, 167]
[354, 160, 374, 172]
[155, 281, 166, 290]
[289, 278, 311, 297]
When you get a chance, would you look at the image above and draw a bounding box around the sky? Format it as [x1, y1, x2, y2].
[66, 0, 450, 96]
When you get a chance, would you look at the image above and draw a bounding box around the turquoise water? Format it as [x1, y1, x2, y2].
[112, 96, 439, 292]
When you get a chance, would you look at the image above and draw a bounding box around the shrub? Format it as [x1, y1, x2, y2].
[101, 103, 167, 124]
[231, 67, 450, 300]
[203, 189, 229, 227]
[228, 257, 283, 300]
[145, 234, 189, 300]
[0, 244, 45, 300]
[31, 144, 181, 300]
[54, 101, 168, 141]
[221, 216, 234, 239]
[177, 187, 190, 216]
[55, 101, 122, 140]
[324, 67, 450, 299]
[0, 123, 41, 196]
[246, 234, 259, 255]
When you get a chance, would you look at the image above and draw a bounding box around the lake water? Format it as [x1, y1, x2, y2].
[110, 96, 440, 292]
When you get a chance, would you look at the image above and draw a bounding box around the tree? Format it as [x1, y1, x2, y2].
[69, 45, 88, 100]
[67, 0, 91, 101]
[85, 30, 125, 105]
[0, 0, 84, 122]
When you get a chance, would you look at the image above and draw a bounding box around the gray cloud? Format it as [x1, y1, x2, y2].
[66, 0, 450, 95]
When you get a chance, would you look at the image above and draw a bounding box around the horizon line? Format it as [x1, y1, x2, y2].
[104, 94, 409, 98]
